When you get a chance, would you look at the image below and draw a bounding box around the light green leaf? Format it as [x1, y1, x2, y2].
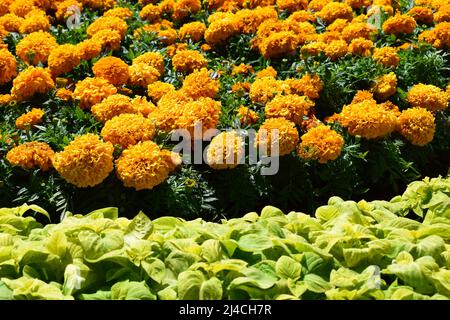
[199, 277, 223, 300]
[111, 280, 156, 300]
[275, 256, 301, 280]
[177, 270, 205, 300]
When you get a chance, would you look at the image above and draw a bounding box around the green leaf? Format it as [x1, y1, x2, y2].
[177, 270, 205, 300]
[261, 206, 284, 219]
[237, 234, 273, 252]
[111, 280, 156, 300]
[303, 274, 332, 293]
[199, 277, 223, 300]
[275, 256, 301, 280]
[124, 212, 153, 243]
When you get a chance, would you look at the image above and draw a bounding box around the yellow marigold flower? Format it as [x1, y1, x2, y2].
[48, 44, 81, 77]
[91, 29, 122, 52]
[249, 0, 276, 9]
[19, 9, 50, 33]
[348, 37, 373, 56]
[373, 46, 399, 67]
[265, 94, 314, 124]
[56, 88, 73, 101]
[166, 43, 188, 58]
[150, 90, 192, 131]
[259, 31, 298, 59]
[339, 101, 397, 139]
[0, 13, 23, 32]
[232, 82, 251, 95]
[53, 134, 114, 188]
[287, 10, 315, 24]
[11, 66, 54, 102]
[156, 28, 178, 45]
[0, 94, 13, 105]
[173, 0, 201, 20]
[434, 5, 450, 23]
[351, 90, 376, 104]
[83, 0, 115, 10]
[180, 68, 220, 100]
[76, 39, 102, 61]
[324, 40, 348, 60]
[285, 74, 323, 100]
[408, 6, 434, 25]
[301, 41, 326, 56]
[249, 77, 282, 104]
[317, 2, 353, 24]
[297, 125, 344, 164]
[15, 108, 44, 130]
[55, 0, 83, 21]
[92, 56, 129, 86]
[116, 141, 180, 190]
[6, 141, 54, 171]
[0, 0, 14, 16]
[73, 77, 117, 109]
[407, 83, 448, 111]
[201, 43, 212, 51]
[9, 0, 35, 17]
[91, 94, 136, 123]
[382, 14, 417, 35]
[207, 131, 245, 170]
[87, 16, 128, 39]
[232, 63, 254, 76]
[131, 96, 156, 117]
[101, 113, 156, 149]
[172, 49, 207, 74]
[175, 97, 222, 136]
[237, 106, 259, 125]
[308, 0, 333, 12]
[419, 22, 450, 48]
[379, 100, 401, 117]
[235, 7, 278, 34]
[276, 0, 307, 12]
[15, 31, 58, 65]
[257, 117, 299, 156]
[397, 107, 435, 146]
[128, 63, 160, 88]
[179, 21, 206, 42]
[345, 0, 371, 9]
[0, 48, 17, 85]
[103, 7, 133, 20]
[326, 19, 350, 33]
[140, 4, 162, 22]
[341, 22, 376, 42]
[30, 0, 51, 10]
[147, 81, 175, 102]
[133, 52, 165, 76]
[373, 72, 397, 101]
[205, 15, 239, 45]
[255, 66, 277, 79]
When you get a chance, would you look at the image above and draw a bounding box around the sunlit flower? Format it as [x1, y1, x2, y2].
[92, 56, 130, 86]
[265, 94, 315, 124]
[207, 131, 245, 170]
[0, 48, 17, 85]
[15, 108, 44, 130]
[73, 77, 117, 109]
[180, 68, 220, 100]
[297, 125, 344, 163]
[407, 83, 448, 111]
[128, 63, 160, 87]
[397, 107, 435, 146]
[91, 94, 136, 123]
[11, 66, 55, 102]
[6, 141, 54, 171]
[257, 117, 299, 156]
[16, 31, 58, 65]
[48, 44, 81, 77]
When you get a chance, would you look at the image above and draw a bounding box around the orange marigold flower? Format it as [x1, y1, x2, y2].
[15, 31, 58, 65]
[308, 0, 333, 12]
[103, 7, 133, 20]
[257, 117, 299, 156]
[73, 77, 117, 109]
[434, 5, 450, 23]
[301, 41, 327, 56]
[326, 18, 350, 33]
[0, 94, 13, 105]
[76, 39, 102, 60]
[140, 4, 162, 22]
[150, 90, 192, 131]
[382, 14, 417, 35]
[53, 134, 114, 188]
[0, 0, 14, 16]
[407, 83, 448, 111]
[276, 0, 307, 12]
[255, 66, 277, 79]
[235, 7, 278, 34]
[232, 63, 254, 76]
[0, 48, 17, 85]
[339, 100, 398, 139]
[172, 0, 201, 20]
[87, 16, 128, 38]
[285, 74, 323, 100]
[249, 77, 283, 104]
[265, 94, 315, 124]
[82, 0, 115, 10]
[133, 52, 165, 76]
[15, 108, 44, 130]
[116, 141, 180, 190]
[0, 13, 23, 32]
[341, 22, 376, 42]
[205, 15, 239, 45]
[180, 68, 220, 100]
[101, 113, 156, 149]
[128, 63, 160, 87]
[11, 66, 54, 102]
[351, 90, 376, 104]
[237, 106, 259, 125]
[6, 141, 54, 171]
[418, 22, 450, 48]
[147, 81, 175, 102]
[55, 0, 83, 21]
[324, 40, 348, 60]
[56, 88, 73, 101]
[317, 2, 354, 24]
[172, 49, 207, 74]
[286, 10, 315, 23]
[373, 72, 397, 101]
[9, 0, 35, 17]
[207, 131, 245, 170]
[408, 6, 434, 25]
[373, 46, 400, 67]
[232, 82, 251, 94]
[259, 31, 299, 59]
[92, 56, 129, 86]
[48, 44, 81, 77]
[179, 21, 206, 42]
[19, 9, 50, 33]
[91, 29, 122, 52]
[91, 94, 136, 123]
[345, 0, 371, 9]
[297, 125, 344, 163]
[397, 107, 435, 146]
[166, 42, 189, 58]
[131, 96, 156, 117]
[348, 37, 373, 56]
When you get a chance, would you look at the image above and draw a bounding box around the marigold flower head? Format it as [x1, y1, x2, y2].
[255, 66, 277, 79]
[48, 44, 81, 77]
[0, 94, 13, 105]
[103, 7, 133, 20]
[373, 72, 397, 101]
[92, 56, 129, 87]
[276, 0, 307, 12]
[342, 22, 376, 42]
[259, 31, 299, 59]
[91, 94, 136, 123]
[345, 0, 371, 9]
[351, 90, 376, 104]
[235, 7, 278, 34]
[147, 81, 175, 102]
[434, 5, 450, 23]
[140, 4, 162, 22]
[249, 77, 283, 104]
[133, 52, 165, 76]
[373, 46, 399, 67]
[11, 66, 54, 102]
[101, 113, 156, 149]
[407, 83, 448, 111]
[257, 118, 299, 156]
[285, 74, 323, 100]
[91, 29, 122, 52]
[172, 49, 207, 74]
[308, 0, 333, 12]
[131, 96, 156, 117]
[205, 15, 240, 45]
[76, 39, 102, 61]
[207, 131, 245, 170]
[0, 48, 17, 85]
[237, 106, 259, 125]
[348, 37, 373, 56]
[232, 63, 254, 76]
[324, 40, 348, 60]
[83, 0, 115, 10]
[231, 82, 251, 95]
[166, 43, 189, 58]
[382, 14, 417, 35]
[317, 2, 353, 24]
[116, 141, 181, 191]
[87, 16, 128, 39]
[408, 6, 434, 25]
[56, 0, 83, 21]
[265, 94, 315, 124]
[326, 19, 350, 33]
[367, 5, 393, 17]
[16, 31, 58, 65]
[179, 21, 206, 42]
[9, 0, 35, 17]
[297, 125, 344, 164]
[6, 141, 54, 171]
[397, 107, 435, 146]
[128, 63, 160, 88]
[15, 108, 44, 130]
[56, 88, 73, 101]
[0, 0, 13, 16]
[287, 10, 315, 24]
[419, 22, 450, 48]
[150, 90, 192, 131]
[73, 77, 117, 109]
[0, 13, 23, 32]
[301, 41, 327, 56]
[53, 134, 114, 188]
[339, 100, 398, 139]
[172, 0, 201, 20]
[180, 68, 220, 100]
[19, 9, 50, 33]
